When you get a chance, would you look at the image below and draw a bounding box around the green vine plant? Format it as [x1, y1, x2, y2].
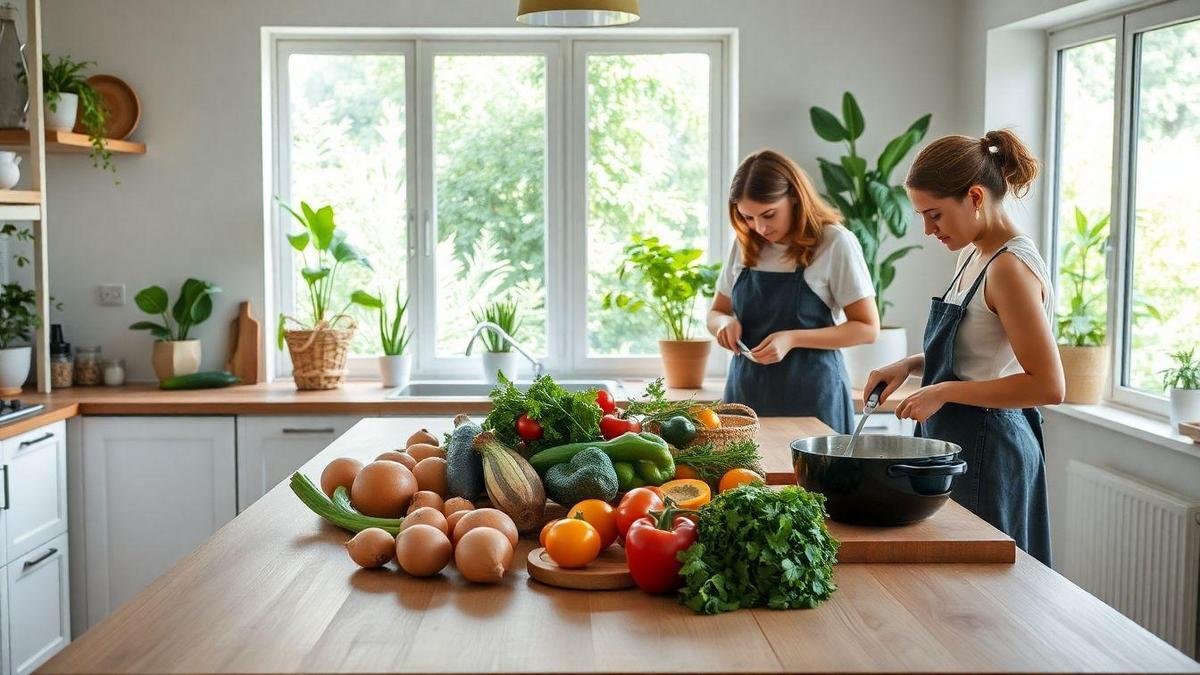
[1161, 348, 1200, 391]
[20, 54, 114, 176]
[470, 300, 521, 353]
[603, 235, 720, 341]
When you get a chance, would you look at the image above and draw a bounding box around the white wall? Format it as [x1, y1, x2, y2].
[36, 0, 967, 381]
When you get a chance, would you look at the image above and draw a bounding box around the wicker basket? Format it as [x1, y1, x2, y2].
[284, 318, 355, 391]
[648, 403, 760, 450]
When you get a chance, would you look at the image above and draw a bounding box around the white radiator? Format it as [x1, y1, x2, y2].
[1062, 460, 1200, 657]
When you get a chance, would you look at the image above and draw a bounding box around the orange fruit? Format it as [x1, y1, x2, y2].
[718, 468, 764, 493]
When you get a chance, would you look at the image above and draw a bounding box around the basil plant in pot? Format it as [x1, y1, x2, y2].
[0, 283, 38, 394]
[604, 235, 720, 388]
[130, 278, 221, 381]
[357, 284, 412, 389]
[278, 201, 375, 390]
[469, 299, 522, 384]
[810, 92, 930, 387]
[1162, 348, 1200, 430]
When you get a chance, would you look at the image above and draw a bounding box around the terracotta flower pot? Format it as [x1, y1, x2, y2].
[152, 340, 201, 381]
[1058, 344, 1109, 405]
[658, 338, 712, 389]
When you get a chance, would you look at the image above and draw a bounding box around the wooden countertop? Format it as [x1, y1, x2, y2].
[41, 417, 1199, 674]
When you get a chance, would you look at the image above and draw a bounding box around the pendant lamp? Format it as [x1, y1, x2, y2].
[516, 0, 640, 27]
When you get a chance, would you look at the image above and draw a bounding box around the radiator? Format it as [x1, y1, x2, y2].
[1062, 460, 1200, 657]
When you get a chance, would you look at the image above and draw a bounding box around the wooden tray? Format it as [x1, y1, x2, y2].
[526, 545, 634, 590]
[1180, 421, 1200, 444]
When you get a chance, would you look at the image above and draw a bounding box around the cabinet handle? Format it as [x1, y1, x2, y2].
[281, 427, 336, 435]
[22, 547, 58, 570]
[1, 465, 7, 510]
[18, 431, 54, 448]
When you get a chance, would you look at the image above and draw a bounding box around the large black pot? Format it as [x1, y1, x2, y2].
[791, 435, 967, 526]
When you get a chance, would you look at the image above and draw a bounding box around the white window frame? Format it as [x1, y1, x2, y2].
[1044, 0, 1199, 416]
[264, 28, 736, 381]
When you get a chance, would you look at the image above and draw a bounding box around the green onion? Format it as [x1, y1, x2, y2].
[289, 472, 403, 535]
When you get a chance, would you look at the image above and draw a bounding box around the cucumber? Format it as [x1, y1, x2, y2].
[159, 371, 241, 390]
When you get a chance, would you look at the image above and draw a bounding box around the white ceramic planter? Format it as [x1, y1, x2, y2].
[842, 327, 908, 389]
[151, 339, 201, 381]
[481, 351, 519, 384]
[1168, 388, 1200, 429]
[0, 150, 20, 189]
[0, 345, 30, 393]
[379, 354, 412, 389]
[45, 92, 78, 131]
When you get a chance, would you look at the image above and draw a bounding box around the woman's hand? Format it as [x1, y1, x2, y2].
[895, 383, 949, 423]
[714, 315, 743, 352]
[864, 357, 915, 405]
[750, 332, 795, 364]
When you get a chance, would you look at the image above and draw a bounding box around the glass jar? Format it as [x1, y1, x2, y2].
[51, 349, 74, 388]
[102, 358, 126, 387]
[74, 346, 102, 386]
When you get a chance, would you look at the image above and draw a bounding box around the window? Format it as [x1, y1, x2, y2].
[1047, 1, 1200, 413]
[270, 32, 731, 379]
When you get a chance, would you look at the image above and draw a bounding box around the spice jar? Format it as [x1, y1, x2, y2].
[102, 358, 126, 387]
[74, 346, 102, 386]
[49, 324, 73, 387]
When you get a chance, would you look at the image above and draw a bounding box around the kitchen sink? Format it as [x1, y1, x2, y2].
[386, 379, 624, 399]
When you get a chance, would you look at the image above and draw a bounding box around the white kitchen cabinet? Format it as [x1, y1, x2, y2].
[0, 564, 8, 675]
[6, 533, 69, 675]
[235, 415, 359, 511]
[2, 422, 67, 561]
[80, 416, 236, 628]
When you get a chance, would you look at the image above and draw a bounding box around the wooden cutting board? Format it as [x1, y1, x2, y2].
[1180, 421, 1200, 444]
[225, 301, 261, 384]
[526, 545, 634, 590]
[827, 499, 1015, 563]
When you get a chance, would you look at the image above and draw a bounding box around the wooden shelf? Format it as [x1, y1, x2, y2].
[0, 190, 41, 219]
[0, 189, 41, 204]
[0, 128, 145, 155]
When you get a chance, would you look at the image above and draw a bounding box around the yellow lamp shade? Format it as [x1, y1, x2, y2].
[516, 0, 640, 27]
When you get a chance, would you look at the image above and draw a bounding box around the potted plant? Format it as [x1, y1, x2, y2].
[21, 53, 113, 173]
[278, 200, 375, 390]
[469, 299, 521, 384]
[359, 284, 412, 389]
[1162, 348, 1200, 430]
[129, 278, 220, 381]
[0, 283, 38, 394]
[1055, 207, 1110, 404]
[603, 235, 720, 388]
[810, 92, 930, 387]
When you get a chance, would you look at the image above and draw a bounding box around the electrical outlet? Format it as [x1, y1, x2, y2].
[97, 284, 126, 306]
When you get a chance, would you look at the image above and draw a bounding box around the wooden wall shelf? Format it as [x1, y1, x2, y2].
[0, 129, 145, 154]
[0, 189, 42, 219]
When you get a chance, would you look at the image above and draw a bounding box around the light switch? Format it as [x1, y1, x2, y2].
[97, 284, 126, 306]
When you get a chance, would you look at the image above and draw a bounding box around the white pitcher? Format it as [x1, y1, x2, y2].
[0, 151, 20, 189]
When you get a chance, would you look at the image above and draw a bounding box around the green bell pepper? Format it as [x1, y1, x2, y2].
[529, 432, 675, 488]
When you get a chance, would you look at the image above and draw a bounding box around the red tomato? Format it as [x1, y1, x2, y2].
[516, 414, 544, 441]
[614, 487, 665, 538]
[599, 414, 642, 440]
[595, 390, 617, 414]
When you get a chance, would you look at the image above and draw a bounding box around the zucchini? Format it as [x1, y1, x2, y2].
[159, 371, 241, 390]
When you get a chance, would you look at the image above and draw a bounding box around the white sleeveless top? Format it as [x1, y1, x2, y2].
[944, 235, 1053, 381]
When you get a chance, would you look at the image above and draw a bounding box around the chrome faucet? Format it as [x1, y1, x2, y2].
[465, 321, 544, 379]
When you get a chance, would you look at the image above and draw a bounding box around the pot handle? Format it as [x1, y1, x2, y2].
[887, 460, 967, 478]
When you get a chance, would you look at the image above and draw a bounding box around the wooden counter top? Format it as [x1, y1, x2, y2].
[41, 417, 1199, 674]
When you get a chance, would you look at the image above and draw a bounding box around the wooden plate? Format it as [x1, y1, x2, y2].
[526, 545, 634, 590]
[75, 74, 140, 139]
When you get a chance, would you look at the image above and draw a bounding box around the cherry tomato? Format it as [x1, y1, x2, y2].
[539, 518, 561, 548]
[615, 487, 665, 538]
[545, 518, 602, 569]
[599, 414, 642, 440]
[516, 414, 544, 442]
[568, 499, 618, 549]
[595, 390, 617, 414]
[719, 468, 764, 492]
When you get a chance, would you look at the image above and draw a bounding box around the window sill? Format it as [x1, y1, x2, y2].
[1044, 402, 1200, 460]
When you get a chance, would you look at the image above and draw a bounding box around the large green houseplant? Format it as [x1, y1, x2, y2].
[1055, 207, 1110, 403]
[603, 235, 720, 388]
[809, 91, 930, 385]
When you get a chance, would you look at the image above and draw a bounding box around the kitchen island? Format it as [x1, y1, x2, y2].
[40, 417, 1198, 673]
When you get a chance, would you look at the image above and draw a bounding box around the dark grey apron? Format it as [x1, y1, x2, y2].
[916, 247, 1053, 565]
[723, 266, 854, 432]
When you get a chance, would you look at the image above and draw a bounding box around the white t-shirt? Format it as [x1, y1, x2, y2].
[716, 223, 875, 323]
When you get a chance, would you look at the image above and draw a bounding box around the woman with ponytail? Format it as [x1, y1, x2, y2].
[864, 129, 1064, 564]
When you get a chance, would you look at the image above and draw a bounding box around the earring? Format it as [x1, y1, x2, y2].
[975, 209, 981, 221]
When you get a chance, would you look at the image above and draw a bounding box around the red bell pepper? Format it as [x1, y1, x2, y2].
[624, 499, 698, 594]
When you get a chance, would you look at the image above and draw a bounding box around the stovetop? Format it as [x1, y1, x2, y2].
[0, 400, 45, 425]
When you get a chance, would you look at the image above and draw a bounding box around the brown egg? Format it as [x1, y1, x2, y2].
[407, 443, 446, 462]
[395, 524, 452, 577]
[407, 490, 444, 514]
[454, 527, 514, 583]
[452, 508, 518, 549]
[412, 457, 448, 497]
[376, 450, 417, 470]
[442, 497, 474, 517]
[405, 428, 440, 448]
[320, 457, 363, 497]
[344, 528, 396, 569]
[350, 461, 418, 518]
[445, 510, 470, 539]
[402, 506, 449, 534]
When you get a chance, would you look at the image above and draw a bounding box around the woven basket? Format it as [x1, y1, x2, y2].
[647, 403, 760, 451]
[284, 318, 355, 391]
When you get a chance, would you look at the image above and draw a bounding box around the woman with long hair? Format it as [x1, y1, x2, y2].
[708, 149, 879, 430]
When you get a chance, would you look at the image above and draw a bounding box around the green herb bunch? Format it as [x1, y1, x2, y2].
[672, 440, 763, 484]
[1162, 348, 1200, 391]
[483, 373, 602, 454]
[679, 484, 839, 614]
[623, 377, 714, 426]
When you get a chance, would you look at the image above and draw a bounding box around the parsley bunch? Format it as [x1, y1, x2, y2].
[483, 373, 603, 454]
[679, 485, 839, 614]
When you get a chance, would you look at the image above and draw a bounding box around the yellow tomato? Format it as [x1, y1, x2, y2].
[567, 499, 618, 549]
[545, 518, 602, 569]
[692, 407, 721, 430]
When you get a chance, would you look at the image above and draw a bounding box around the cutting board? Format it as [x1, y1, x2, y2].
[1180, 421, 1200, 444]
[526, 545, 635, 590]
[225, 301, 261, 384]
[828, 499, 1015, 563]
